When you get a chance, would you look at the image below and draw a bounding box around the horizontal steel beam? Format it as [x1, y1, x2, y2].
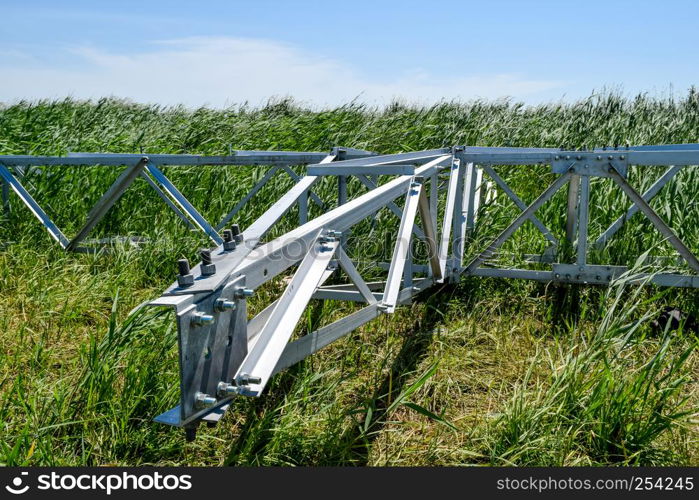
[0, 149, 374, 167]
[470, 266, 698, 288]
[307, 164, 416, 176]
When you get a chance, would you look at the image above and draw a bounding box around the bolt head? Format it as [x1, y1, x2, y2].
[177, 274, 194, 287]
[191, 312, 215, 327]
[195, 392, 217, 409]
[201, 263, 217, 276]
[215, 298, 236, 312]
[217, 382, 240, 397]
[239, 373, 262, 385]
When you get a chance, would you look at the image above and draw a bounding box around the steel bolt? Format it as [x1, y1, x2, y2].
[239, 373, 262, 385]
[235, 287, 254, 298]
[608, 155, 614, 160]
[619, 155, 625, 160]
[565, 155, 571, 160]
[194, 392, 217, 409]
[191, 312, 215, 327]
[223, 229, 237, 251]
[596, 155, 602, 160]
[177, 258, 194, 287]
[576, 155, 582, 160]
[326, 230, 343, 239]
[214, 298, 236, 312]
[554, 155, 560, 160]
[200, 248, 216, 276]
[230, 224, 244, 243]
[217, 382, 240, 397]
[201, 249, 212, 265]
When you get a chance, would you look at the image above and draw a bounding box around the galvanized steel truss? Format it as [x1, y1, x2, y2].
[2, 144, 697, 438]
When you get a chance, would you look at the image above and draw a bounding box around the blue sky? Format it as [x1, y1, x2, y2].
[0, 0, 697, 107]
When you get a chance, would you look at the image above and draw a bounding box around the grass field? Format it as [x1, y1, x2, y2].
[0, 92, 697, 466]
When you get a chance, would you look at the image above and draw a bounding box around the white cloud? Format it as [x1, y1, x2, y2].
[0, 36, 564, 107]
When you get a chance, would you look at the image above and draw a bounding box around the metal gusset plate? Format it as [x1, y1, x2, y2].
[155, 275, 248, 427]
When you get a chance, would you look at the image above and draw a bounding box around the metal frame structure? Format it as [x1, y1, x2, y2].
[2, 144, 697, 439]
[0, 147, 375, 251]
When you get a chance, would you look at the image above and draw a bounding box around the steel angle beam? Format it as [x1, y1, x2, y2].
[608, 169, 699, 272]
[306, 148, 452, 169]
[280, 165, 325, 209]
[417, 186, 442, 281]
[463, 173, 572, 274]
[140, 170, 196, 230]
[63, 151, 334, 166]
[0, 164, 70, 248]
[438, 160, 462, 280]
[473, 266, 698, 288]
[215, 165, 282, 230]
[382, 180, 423, 311]
[273, 303, 382, 374]
[162, 155, 451, 296]
[336, 247, 378, 304]
[66, 158, 149, 250]
[594, 165, 682, 248]
[162, 175, 321, 297]
[307, 164, 416, 176]
[233, 232, 340, 396]
[355, 174, 426, 240]
[146, 164, 223, 245]
[331, 146, 378, 158]
[481, 165, 558, 247]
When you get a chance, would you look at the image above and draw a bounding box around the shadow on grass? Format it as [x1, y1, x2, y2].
[334, 282, 465, 465]
[223, 282, 466, 465]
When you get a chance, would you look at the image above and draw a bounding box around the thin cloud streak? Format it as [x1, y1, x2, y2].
[0, 36, 565, 107]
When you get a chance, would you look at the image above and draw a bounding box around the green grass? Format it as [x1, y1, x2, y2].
[0, 92, 697, 466]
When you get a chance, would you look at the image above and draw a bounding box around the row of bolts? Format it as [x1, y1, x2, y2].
[174, 223, 254, 407]
[181, 225, 342, 409]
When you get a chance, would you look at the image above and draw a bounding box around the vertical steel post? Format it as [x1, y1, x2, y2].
[438, 158, 462, 280]
[449, 158, 467, 278]
[576, 176, 590, 266]
[566, 174, 581, 247]
[429, 172, 439, 235]
[338, 175, 348, 248]
[298, 192, 309, 225]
